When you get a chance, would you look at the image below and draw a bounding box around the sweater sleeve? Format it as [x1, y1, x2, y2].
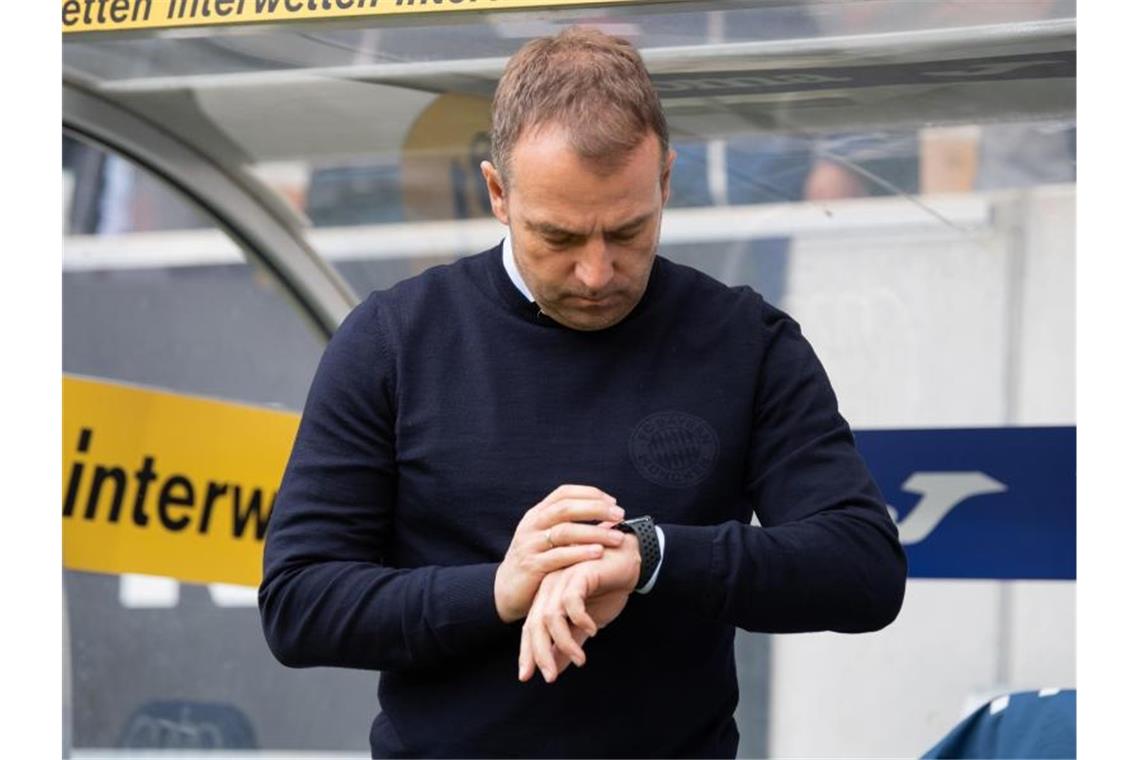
[652, 302, 907, 633]
[258, 292, 509, 672]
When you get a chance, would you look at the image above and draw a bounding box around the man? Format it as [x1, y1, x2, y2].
[259, 27, 906, 758]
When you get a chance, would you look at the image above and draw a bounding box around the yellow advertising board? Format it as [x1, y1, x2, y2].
[63, 374, 299, 587]
[62, 0, 667, 34]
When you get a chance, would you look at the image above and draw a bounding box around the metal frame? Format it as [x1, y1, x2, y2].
[63, 79, 359, 340]
[93, 18, 1076, 94]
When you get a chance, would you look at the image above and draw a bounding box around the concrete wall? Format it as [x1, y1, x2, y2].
[766, 185, 1075, 758]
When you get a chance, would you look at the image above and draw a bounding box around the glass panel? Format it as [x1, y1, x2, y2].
[63, 1, 1075, 83]
[62, 1, 1075, 227]
[62, 134, 374, 754]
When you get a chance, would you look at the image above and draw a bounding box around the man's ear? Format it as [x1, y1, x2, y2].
[480, 160, 510, 225]
[660, 147, 677, 207]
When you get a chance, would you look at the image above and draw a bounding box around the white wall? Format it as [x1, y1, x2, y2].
[764, 185, 1075, 758]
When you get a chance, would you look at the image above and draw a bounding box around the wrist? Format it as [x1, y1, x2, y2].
[619, 533, 641, 592]
[492, 565, 525, 624]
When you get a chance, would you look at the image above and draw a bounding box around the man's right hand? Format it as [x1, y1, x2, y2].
[494, 484, 627, 623]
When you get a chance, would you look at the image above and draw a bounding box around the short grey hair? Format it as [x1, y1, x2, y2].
[490, 26, 670, 186]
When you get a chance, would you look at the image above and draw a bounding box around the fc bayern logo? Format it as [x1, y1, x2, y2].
[629, 411, 719, 488]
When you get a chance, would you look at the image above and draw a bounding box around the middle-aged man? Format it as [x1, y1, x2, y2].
[260, 26, 907, 758]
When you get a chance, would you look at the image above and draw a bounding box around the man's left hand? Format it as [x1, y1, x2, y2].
[518, 531, 641, 683]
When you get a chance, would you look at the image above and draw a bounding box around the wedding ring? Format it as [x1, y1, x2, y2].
[545, 529, 554, 549]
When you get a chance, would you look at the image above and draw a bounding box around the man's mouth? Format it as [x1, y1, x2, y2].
[569, 294, 616, 305]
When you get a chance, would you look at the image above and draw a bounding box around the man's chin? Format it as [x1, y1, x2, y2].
[542, 302, 630, 331]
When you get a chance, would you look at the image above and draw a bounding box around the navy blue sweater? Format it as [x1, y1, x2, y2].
[259, 244, 907, 758]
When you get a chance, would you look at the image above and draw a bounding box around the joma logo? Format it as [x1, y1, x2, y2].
[887, 472, 1007, 545]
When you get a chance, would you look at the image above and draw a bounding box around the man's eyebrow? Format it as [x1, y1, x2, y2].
[523, 212, 655, 238]
[525, 220, 586, 238]
[608, 212, 655, 235]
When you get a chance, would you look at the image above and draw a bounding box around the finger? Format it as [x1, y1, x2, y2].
[547, 606, 586, 669]
[518, 627, 536, 682]
[572, 623, 591, 647]
[553, 649, 574, 678]
[564, 587, 598, 638]
[568, 571, 606, 618]
[535, 498, 625, 529]
[530, 611, 557, 683]
[526, 578, 559, 683]
[531, 544, 604, 574]
[521, 572, 561, 682]
[526, 488, 613, 526]
[542, 523, 626, 550]
[554, 622, 592, 678]
[546, 571, 586, 668]
[520, 487, 611, 531]
[536, 485, 617, 511]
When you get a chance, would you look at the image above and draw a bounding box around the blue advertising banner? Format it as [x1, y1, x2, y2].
[853, 426, 1075, 581]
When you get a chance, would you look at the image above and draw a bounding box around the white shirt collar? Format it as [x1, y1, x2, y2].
[501, 234, 535, 304]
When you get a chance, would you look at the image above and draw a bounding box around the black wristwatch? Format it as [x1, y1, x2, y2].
[615, 515, 659, 591]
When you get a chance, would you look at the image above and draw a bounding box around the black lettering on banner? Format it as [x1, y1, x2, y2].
[63, 428, 92, 517]
[232, 485, 273, 540]
[168, 0, 218, 18]
[62, 0, 82, 25]
[62, 425, 278, 543]
[86, 465, 127, 522]
[133, 456, 157, 527]
[109, 0, 130, 22]
[62, 0, 151, 26]
[199, 482, 229, 534]
[64, 0, 493, 29]
[158, 475, 196, 532]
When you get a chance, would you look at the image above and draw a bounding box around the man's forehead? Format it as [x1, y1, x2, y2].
[508, 126, 663, 182]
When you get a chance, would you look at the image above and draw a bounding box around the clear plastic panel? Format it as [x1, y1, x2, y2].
[64, 1, 1075, 82]
[62, 135, 374, 754]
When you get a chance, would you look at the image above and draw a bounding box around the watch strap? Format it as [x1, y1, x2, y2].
[615, 516, 659, 591]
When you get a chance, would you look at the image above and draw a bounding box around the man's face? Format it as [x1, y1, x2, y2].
[482, 128, 675, 331]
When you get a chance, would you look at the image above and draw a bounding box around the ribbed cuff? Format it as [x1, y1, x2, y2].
[431, 562, 511, 644]
[654, 523, 721, 617]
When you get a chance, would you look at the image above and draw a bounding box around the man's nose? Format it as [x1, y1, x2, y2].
[575, 237, 615, 293]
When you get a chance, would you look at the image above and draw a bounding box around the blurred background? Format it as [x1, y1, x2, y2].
[62, 1, 1076, 756]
